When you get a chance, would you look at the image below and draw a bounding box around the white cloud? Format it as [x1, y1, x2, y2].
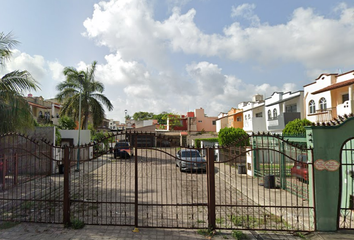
[231, 3, 260, 26]
[0, 50, 64, 99]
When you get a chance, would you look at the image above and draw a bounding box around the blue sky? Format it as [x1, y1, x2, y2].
[1, 0, 353, 123]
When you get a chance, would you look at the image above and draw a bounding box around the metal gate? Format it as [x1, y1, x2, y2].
[339, 137, 354, 229]
[0, 132, 315, 231]
[0, 133, 63, 223]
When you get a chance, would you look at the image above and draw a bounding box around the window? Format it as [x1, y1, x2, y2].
[236, 117, 242, 122]
[286, 104, 297, 112]
[248, 114, 251, 120]
[39, 111, 43, 117]
[255, 112, 263, 118]
[319, 97, 327, 111]
[343, 93, 349, 103]
[198, 120, 202, 123]
[212, 120, 216, 125]
[309, 100, 316, 114]
[273, 109, 277, 119]
[267, 110, 271, 120]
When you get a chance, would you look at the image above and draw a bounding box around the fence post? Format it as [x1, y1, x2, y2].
[63, 146, 70, 226]
[134, 133, 139, 231]
[13, 153, 18, 185]
[280, 142, 287, 189]
[207, 147, 216, 231]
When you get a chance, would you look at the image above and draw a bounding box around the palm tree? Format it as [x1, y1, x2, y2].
[0, 32, 39, 133]
[56, 61, 113, 130]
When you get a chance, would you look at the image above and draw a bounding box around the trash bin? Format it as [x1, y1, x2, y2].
[238, 164, 246, 174]
[264, 175, 275, 189]
[59, 164, 64, 174]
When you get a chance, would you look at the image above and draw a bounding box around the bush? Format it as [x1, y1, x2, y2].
[218, 127, 249, 147]
[282, 118, 312, 135]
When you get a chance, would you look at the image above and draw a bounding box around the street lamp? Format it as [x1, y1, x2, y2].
[125, 109, 127, 129]
[75, 74, 84, 172]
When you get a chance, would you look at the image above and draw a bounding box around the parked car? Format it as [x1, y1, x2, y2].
[291, 154, 308, 183]
[176, 149, 207, 172]
[114, 142, 133, 159]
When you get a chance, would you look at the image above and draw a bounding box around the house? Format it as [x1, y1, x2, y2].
[194, 108, 217, 132]
[25, 94, 62, 125]
[215, 112, 228, 133]
[304, 70, 354, 123]
[227, 107, 243, 129]
[265, 91, 304, 134]
[241, 94, 266, 134]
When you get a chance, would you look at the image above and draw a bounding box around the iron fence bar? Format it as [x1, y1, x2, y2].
[134, 133, 138, 228]
[207, 147, 216, 230]
[63, 146, 70, 226]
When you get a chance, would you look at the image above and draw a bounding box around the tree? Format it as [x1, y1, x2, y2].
[218, 127, 249, 146]
[58, 115, 76, 130]
[56, 61, 113, 129]
[132, 111, 154, 121]
[0, 32, 40, 133]
[282, 118, 312, 135]
[160, 113, 182, 130]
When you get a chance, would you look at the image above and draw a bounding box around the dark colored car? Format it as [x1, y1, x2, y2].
[291, 154, 308, 183]
[114, 142, 133, 159]
[176, 149, 207, 172]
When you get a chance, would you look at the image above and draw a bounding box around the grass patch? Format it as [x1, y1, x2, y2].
[69, 218, 85, 229]
[231, 230, 248, 239]
[197, 219, 205, 223]
[294, 232, 307, 239]
[216, 217, 224, 224]
[230, 215, 263, 228]
[197, 228, 215, 237]
[0, 221, 20, 230]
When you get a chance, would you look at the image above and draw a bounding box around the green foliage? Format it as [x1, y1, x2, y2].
[282, 118, 312, 135]
[56, 61, 113, 129]
[132, 111, 154, 121]
[153, 112, 168, 124]
[0, 32, 40, 134]
[231, 230, 248, 239]
[58, 115, 76, 130]
[55, 127, 61, 146]
[197, 228, 215, 237]
[161, 113, 182, 130]
[218, 127, 249, 147]
[0, 221, 20, 230]
[70, 218, 85, 229]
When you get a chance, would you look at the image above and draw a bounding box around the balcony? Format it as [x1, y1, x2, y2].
[267, 112, 301, 130]
[308, 108, 334, 123]
[337, 101, 353, 116]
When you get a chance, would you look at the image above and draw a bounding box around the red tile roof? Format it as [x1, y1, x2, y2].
[312, 78, 354, 95]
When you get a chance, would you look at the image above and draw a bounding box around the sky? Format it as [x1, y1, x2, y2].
[1, 0, 354, 123]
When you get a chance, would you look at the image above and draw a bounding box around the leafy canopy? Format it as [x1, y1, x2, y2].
[218, 127, 249, 146]
[56, 61, 113, 130]
[0, 32, 40, 133]
[282, 118, 312, 135]
[58, 116, 76, 130]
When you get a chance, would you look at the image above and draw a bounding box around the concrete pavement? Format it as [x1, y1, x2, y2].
[1, 222, 353, 240]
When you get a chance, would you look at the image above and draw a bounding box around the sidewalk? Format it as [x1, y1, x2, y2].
[3, 222, 353, 240]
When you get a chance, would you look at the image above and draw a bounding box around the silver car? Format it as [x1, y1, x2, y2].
[176, 149, 207, 172]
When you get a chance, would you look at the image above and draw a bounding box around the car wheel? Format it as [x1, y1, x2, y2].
[179, 165, 183, 172]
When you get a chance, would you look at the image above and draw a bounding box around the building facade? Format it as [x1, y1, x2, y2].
[304, 70, 354, 123]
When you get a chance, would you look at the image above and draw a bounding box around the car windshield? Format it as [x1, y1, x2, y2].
[116, 142, 129, 147]
[181, 151, 201, 158]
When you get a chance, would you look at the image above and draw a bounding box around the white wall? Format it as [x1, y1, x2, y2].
[59, 130, 91, 146]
